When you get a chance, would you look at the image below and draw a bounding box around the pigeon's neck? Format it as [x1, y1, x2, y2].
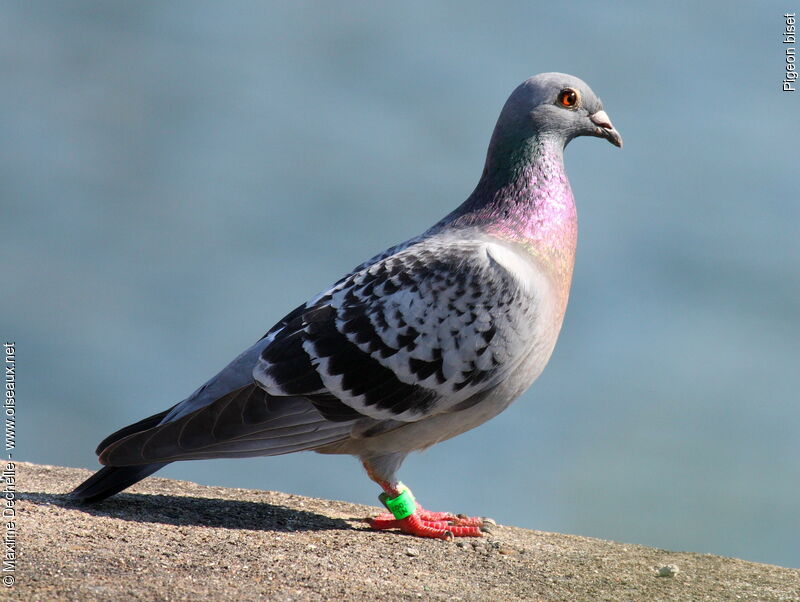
[444, 137, 578, 301]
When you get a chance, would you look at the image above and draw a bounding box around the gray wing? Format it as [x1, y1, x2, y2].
[96, 302, 347, 466]
[154, 238, 422, 424]
[98, 237, 541, 466]
[254, 237, 541, 423]
[99, 384, 354, 465]
[93, 241, 423, 466]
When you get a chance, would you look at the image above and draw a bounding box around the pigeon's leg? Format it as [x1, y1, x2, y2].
[362, 459, 491, 539]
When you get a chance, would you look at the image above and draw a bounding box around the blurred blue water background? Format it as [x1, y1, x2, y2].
[2, 1, 798, 568]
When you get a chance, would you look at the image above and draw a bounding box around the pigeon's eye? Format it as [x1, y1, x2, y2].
[558, 88, 579, 108]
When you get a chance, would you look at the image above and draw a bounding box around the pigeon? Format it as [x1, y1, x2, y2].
[70, 73, 622, 539]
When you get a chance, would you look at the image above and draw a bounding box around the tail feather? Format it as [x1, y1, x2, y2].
[71, 384, 353, 503]
[94, 405, 178, 455]
[99, 385, 351, 465]
[72, 405, 177, 503]
[69, 463, 168, 504]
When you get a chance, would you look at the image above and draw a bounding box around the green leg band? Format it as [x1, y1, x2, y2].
[379, 483, 417, 520]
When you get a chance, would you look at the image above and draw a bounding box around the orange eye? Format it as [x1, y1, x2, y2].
[558, 88, 579, 108]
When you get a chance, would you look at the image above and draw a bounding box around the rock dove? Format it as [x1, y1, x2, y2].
[70, 73, 622, 539]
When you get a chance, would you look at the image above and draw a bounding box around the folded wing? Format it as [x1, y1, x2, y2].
[255, 238, 539, 422]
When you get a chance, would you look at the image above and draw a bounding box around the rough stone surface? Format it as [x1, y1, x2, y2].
[13, 462, 800, 600]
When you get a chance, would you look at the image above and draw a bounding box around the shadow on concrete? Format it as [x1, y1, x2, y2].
[21, 490, 358, 533]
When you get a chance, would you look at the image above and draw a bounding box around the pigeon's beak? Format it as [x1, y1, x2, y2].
[589, 110, 623, 148]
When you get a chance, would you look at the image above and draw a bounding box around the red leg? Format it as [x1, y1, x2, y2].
[363, 463, 493, 539]
[368, 511, 488, 539]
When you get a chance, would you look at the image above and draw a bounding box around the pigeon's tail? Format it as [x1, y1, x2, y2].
[69, 404, 178, 504]
[70, 384, 354, 503]
[96, 385, 354, 466]
[68, 463, 168, 504]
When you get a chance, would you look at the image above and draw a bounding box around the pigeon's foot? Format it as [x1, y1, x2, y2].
[368, 507, 493, 539]
[360, 473, 495, 539]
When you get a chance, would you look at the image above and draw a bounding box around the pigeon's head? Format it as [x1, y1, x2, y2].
[495, 72, 622, 151]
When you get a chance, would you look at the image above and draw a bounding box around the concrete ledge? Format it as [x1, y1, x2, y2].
[13, 462, 800, 600]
